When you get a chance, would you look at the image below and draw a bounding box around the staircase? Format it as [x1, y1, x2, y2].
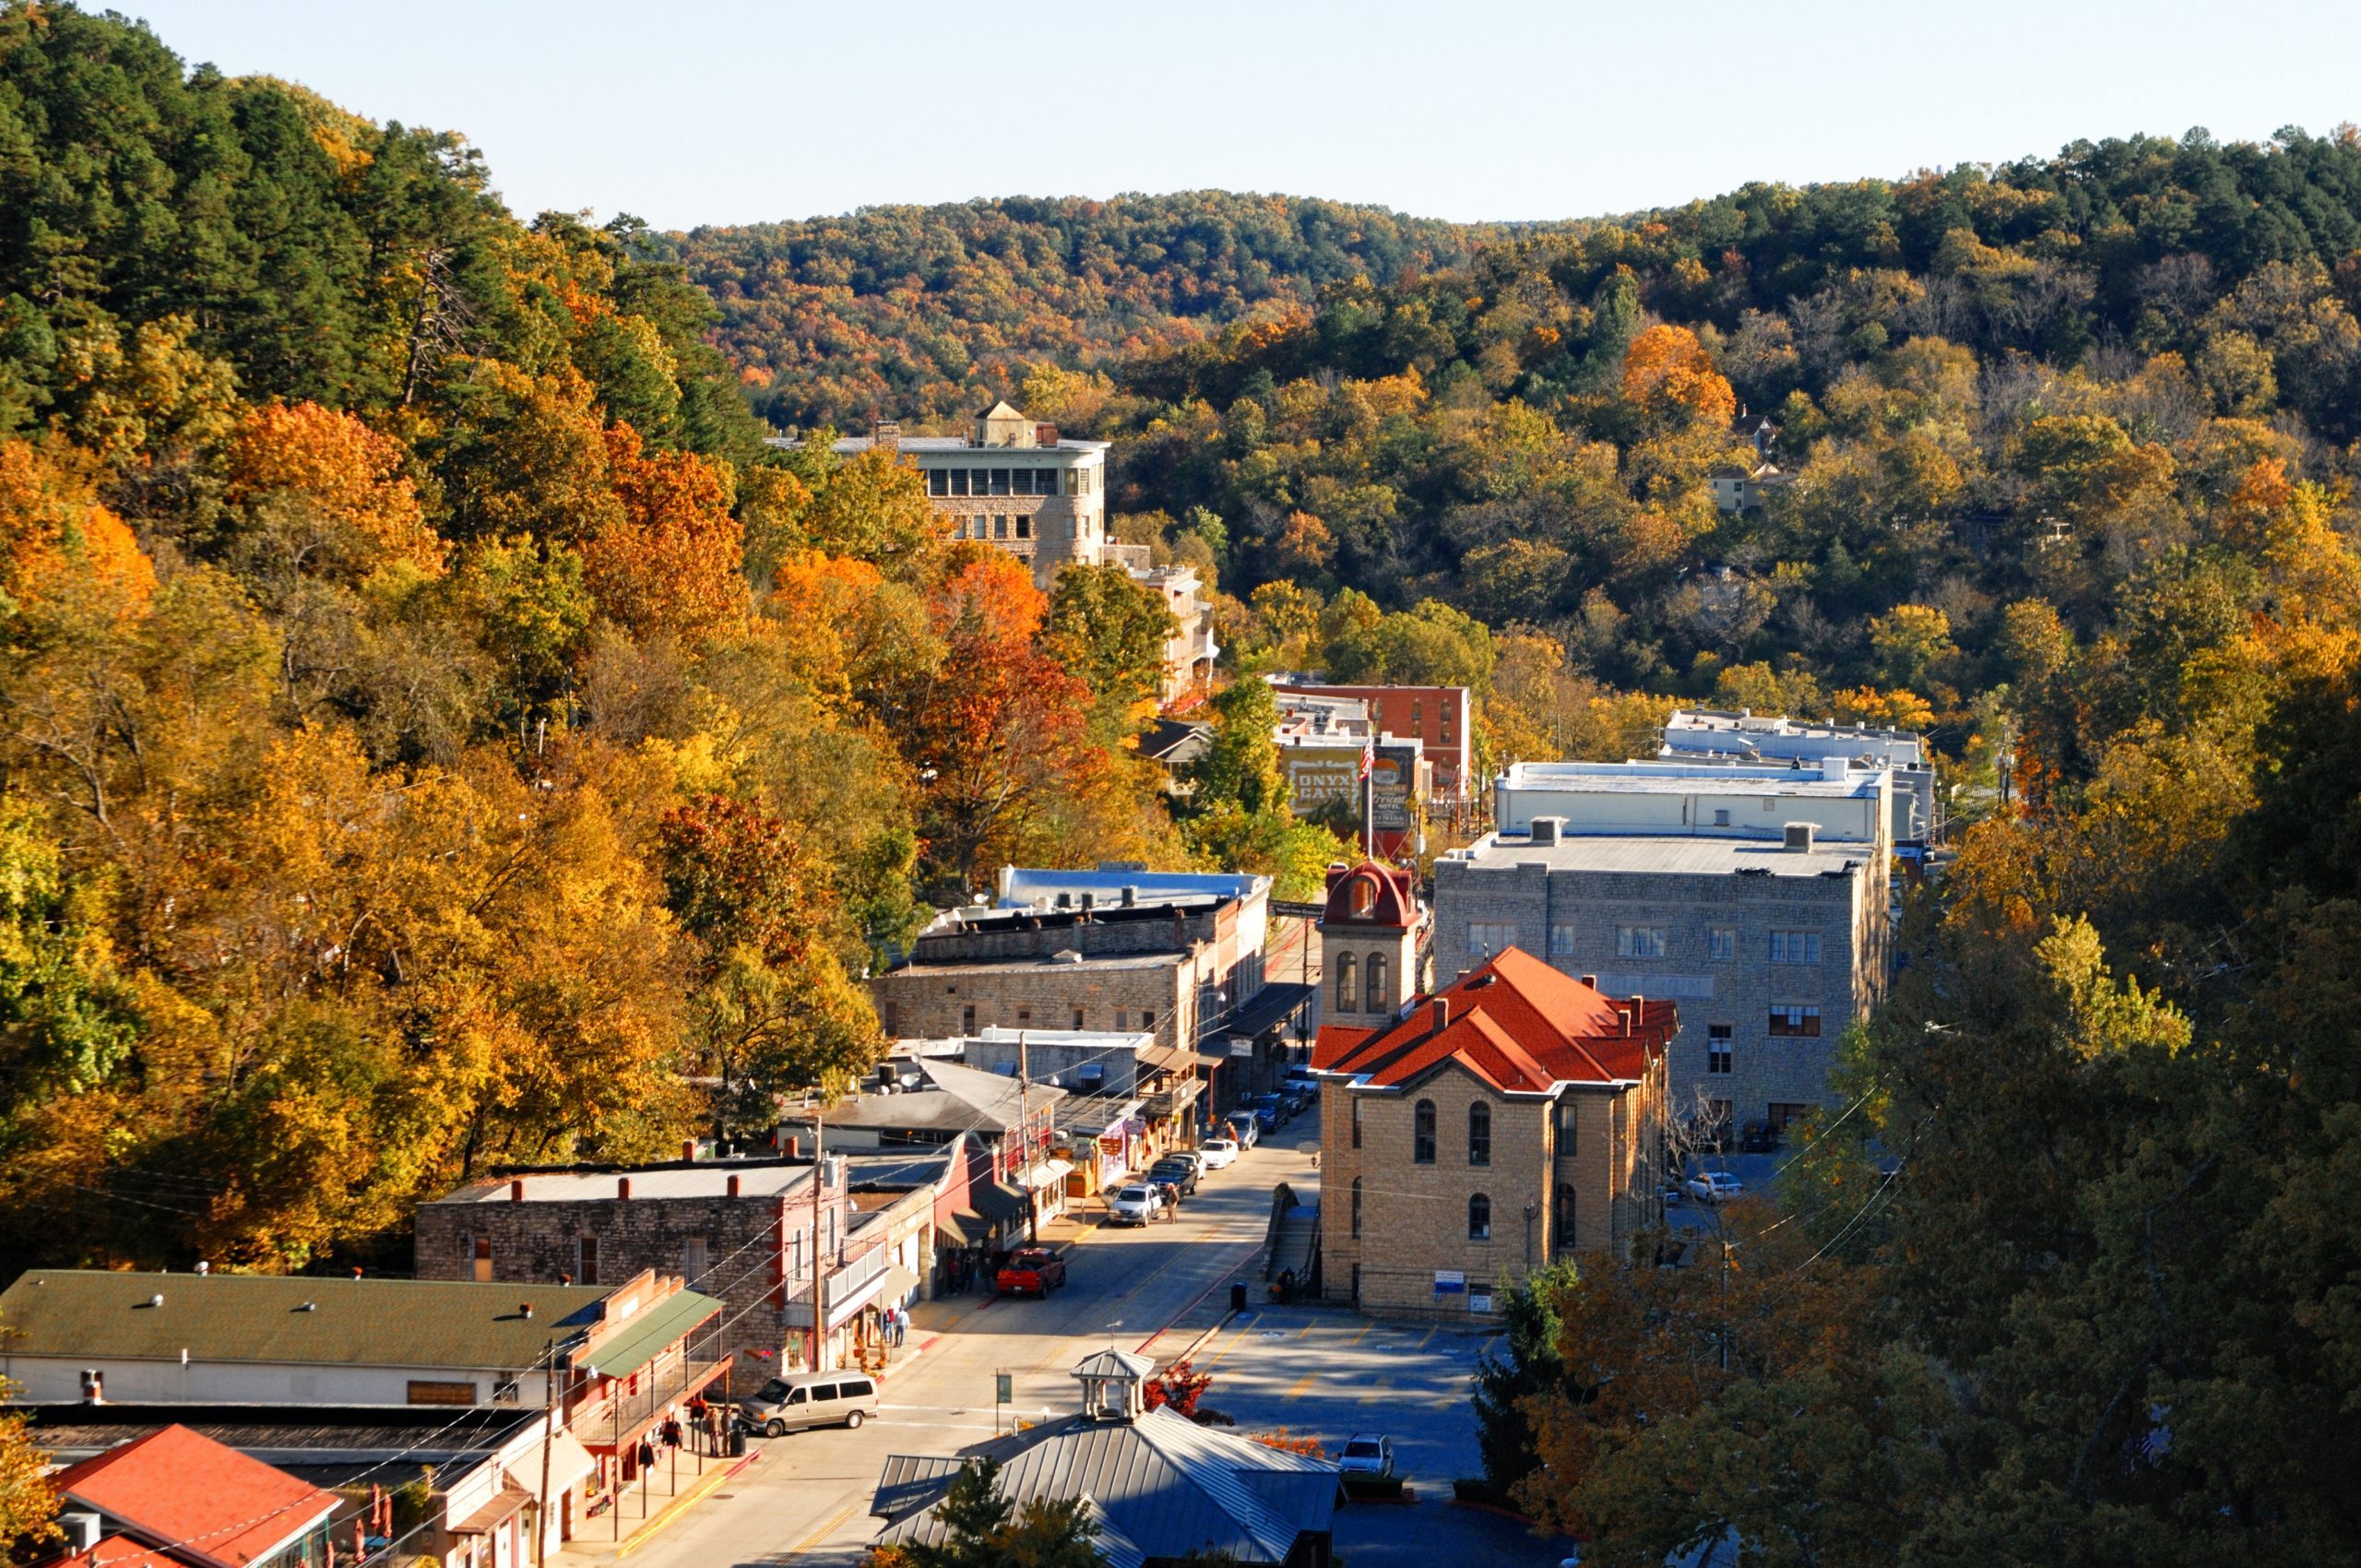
[1264, 1182, 1321, 1290]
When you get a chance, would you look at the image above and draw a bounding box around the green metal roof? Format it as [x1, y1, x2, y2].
[574, 1288, 721, 1381]
[0, 1271, 617, 1372]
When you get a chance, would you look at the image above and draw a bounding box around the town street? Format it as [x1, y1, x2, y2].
[615, 1123, 1320, 1568]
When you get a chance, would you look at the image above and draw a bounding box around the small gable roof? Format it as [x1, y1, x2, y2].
[1311, 948, 1675, 1094]
[54, 1425, 338, 1568]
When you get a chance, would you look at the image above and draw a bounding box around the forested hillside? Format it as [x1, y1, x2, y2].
[0, 2, 1233, 1276]
[655, 195, 1505, 430]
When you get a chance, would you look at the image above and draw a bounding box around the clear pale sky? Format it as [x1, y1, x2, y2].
[117, 1, 2361, 232]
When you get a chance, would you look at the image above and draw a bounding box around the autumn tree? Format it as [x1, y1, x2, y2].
[1041, 562, 1179, 742]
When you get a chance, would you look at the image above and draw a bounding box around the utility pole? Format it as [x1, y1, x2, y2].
[810, 1106, 826, 1372]
[1017, 1031, 1037, 1243]
[533, 1339, 555, 1568]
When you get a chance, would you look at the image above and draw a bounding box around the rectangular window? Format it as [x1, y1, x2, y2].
[407, 1380, 476, 1407]
[1141, 1009, 1155, 1032]
[1556, 1098, 1578, 1155]
[1707, 1024, 1733, 1075]
[577, 1236, 599, 1286]
[1015, 1008, 1030, 1027]
[962, 1004, 977, 1033]
[1411, 700, 1423, 730]
[1770, 931, 1822, 964]
[1114, 1009, 1128, 1029]
[472, 1235, 492, 1282]
[990, 469, 1011, 495]
[1072, 1007, 1085, 1029]
[1015, 516, 1032, 539]
[927, 469, 948, 497]
[1079, 467, 1095, 493]
[994, 516, 1009, 539]
[1615, 926, 1666, 959]
[1351, 1098, 1363, 1148]
[683, 1237, 708, 1280]
[1467, 921, 1518, 955]
[1768, 1004, 1822, 1037]
[950, 469, 970, 496]
[1713, 808, 1731, 826]
[1708, 929, 1737, 962]
[1548, 922, 1576, 957]
[1065, 468, 1081, 495]
[883, 1000, 900, 1036]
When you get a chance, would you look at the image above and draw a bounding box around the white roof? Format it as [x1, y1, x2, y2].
[791, 435, 1110, 457]
[1446, 832, 1868, 879]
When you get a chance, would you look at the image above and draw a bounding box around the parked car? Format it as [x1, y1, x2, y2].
[1165, 1147, 1209, 1176]
[1225, 1111, 1261, 1148]
[995, 1246, 1068, 1296]
[1249, 1095, 1284, 1134]
[1337, 1432, 1395, 1478]
[740, 1370, 880, 1436]
[1686, 1170, 1745, 1204]
[1108, 1183, 1167, 1225]
[1148, 1157, 1200, 1196]
[1660, 1180, 1684, 1207]
[1197, 1137, 1240, 1170]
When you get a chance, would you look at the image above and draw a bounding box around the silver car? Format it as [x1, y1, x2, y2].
[1108, 1182, 1166, 1225]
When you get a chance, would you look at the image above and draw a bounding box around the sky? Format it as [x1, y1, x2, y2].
[114, 1, 2361, 233]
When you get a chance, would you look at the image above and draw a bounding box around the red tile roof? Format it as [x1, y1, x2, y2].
[52, 1426, 338, 1568]
[1311, 948, 1676, 1093]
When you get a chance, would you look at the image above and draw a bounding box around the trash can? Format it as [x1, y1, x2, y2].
[1229, 1282, 1248, 1313]
[728, 1425, 747, 1457]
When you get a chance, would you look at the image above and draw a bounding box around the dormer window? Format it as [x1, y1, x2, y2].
[1353, 878, 1374, 917]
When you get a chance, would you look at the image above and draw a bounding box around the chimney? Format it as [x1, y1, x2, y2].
[1121, 885, 1137, 908]
[872, 417, 900, 453]
[1783, 822, 1817, 853]
[1429, 997, 1451, 1033]
[727, 1173, 742, 1198]
[1628, 995, 1644, 1034]
[520, 1302, 534, 1321]
[1529, 815, 1563, 846]
[682, 1138, 698, 1162]
[1617, 1008, 1631, 1036]
[784, 1136, 802, 1158]
[617, 1176, 632, 1201]
[195, 1260, 209, 1277]
[510, 1179, 526, 1202]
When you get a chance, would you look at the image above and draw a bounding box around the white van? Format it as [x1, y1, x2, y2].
[740, 1369, 881, 1436]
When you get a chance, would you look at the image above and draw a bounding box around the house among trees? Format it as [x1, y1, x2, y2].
[37, 1425, 339, 1568]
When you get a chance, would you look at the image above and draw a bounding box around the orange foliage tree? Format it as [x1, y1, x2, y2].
[588, 422, 750, 645]
[0, 440, 155, 615]
[1619, 324, 1737, 430]
[225, 401, 443, 576]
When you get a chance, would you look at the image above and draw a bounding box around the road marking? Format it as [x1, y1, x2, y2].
[1296, 1322, 1317, 1338]
[1198, 1313, 1261, 1372]
[1415, 1325, 1438, 1351]
[1357, 1374, 1396, 1402]
[1345, 1323, 1373, 1348]
[1284, 1372, 1317, 1398]
[785, 1496, 864, 1556]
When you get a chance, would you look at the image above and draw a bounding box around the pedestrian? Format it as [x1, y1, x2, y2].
[661, 1414, 682, 1449]
[636, 1436, 656, 1473]
[892, 1304, 907, 1348]
[705, 1403, 723, 1455]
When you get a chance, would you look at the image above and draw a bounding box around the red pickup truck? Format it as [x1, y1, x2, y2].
[995, 1246, 1068, 1297]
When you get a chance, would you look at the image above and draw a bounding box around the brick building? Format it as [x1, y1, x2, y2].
[1313, 951, 1674, 1314]
[1437, 760, 1892, 1142]
[1271, 678, 1473, 802]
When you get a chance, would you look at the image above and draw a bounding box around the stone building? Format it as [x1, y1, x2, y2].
[1271, 678, 1474, 802]
[1437, 760, 1892, 1143]
[787, 401, 1109, 589]
[1312, 950, 1675, 1314]
[1314, 860, 1429, 1032]
[416, 1154, 902, 1376]
[1661, 707, 1938, 853]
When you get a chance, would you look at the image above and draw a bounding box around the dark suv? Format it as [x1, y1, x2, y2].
[1149, 1157, 1200, 1196]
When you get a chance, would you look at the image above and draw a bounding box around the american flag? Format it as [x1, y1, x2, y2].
[1358, 738, 1374, 780]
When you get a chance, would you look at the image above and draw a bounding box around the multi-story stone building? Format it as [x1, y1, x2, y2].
[1435, 760, 1893, 1143]
[1314, 860, 1429, 1032]
[1313, 951, 1675, 1313]
[793, 401, 1109, 589]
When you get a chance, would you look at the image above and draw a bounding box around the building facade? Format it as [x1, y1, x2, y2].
[1313, 952, 1674, 1315]
[1438, 761, 1892, 1142]
[1313, 861, 1429, 1032]
[1272, 679, 1474, 802]
[1661, 707, 1938, 851]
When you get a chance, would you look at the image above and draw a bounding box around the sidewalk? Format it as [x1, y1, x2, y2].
[908, 1205, 1107, 1336]
[562, 1443, 757, 1561]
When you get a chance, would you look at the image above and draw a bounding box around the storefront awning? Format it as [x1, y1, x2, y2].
[935, 1211, 979, 1247]
[880, 1263, 920, 1301]
[505, 1429, 595, 1498]
[448, 1487, 533, 1537]
[1019, 1158, 1074, 1191]
[968, 1182, 1031, 1223]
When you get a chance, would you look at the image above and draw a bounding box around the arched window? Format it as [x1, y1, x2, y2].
[1353, 877, 1374, 917]
[1554, 1182, 1576, 1252]
[1366, 952, 1389, 1013]
[1468, 1194, 1491, 1241]
[1351, 1178, 1363, 1238]
[1467, 1102, 1491, 1167]
[1334, 953, 1358, 1014]
[1413, 1099, 1436, 1164]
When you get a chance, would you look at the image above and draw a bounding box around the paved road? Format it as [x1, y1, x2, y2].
[614, 1123, 1313, 1568]
[615, 1107, 1578, 1567]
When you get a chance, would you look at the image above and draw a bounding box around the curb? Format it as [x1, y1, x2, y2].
[610, 1448, 761, 1561]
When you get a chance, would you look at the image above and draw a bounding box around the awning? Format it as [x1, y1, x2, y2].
[1019, 1158, 1074, 1191]
[505, 1429, 595, 1497]
[934, 1211, 978, 1247]
[880, 1263, 920, 1300]
[968, 1182, 1031, 1223]
[1138, 1044, 1200, 1076]
[1140, 1078, 1204, 1119]
[448, 1487, 533, 1537]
